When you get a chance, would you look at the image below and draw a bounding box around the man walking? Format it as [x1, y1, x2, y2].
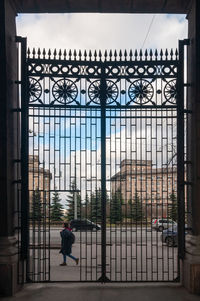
[60, 222, 79, 266]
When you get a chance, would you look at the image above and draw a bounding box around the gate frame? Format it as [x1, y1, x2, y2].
[17, 37, 189, 283]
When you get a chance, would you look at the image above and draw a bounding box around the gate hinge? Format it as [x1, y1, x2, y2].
[14, 159, 21, 163]
[183, 109, 192, 114]
[183, 83, 191, 87]
[184, 160, 192, 165]
[12, 180, 21, 184]
[12, 108, 22, 112]
[184, 181, 193, 186]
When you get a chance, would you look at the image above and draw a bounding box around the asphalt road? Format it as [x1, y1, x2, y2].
[28, 227, 178, 282]
[29, 227, 164, 246]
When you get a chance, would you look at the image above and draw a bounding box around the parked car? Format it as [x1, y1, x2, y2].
[70, 219, 101, 232]
[160, 225, 189, 247]
[152, 218, 177, 231]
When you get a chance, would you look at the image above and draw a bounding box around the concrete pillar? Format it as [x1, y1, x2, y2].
[0, 0, 21, 296]
[182, 0, 200, 294]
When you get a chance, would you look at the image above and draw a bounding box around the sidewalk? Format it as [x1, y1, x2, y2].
[2, 283, 200, 301]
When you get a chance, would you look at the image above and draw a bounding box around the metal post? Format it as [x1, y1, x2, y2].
[16, 37, 29, 266]
[177, 39, 189, 260]
[98, 65, 109, 282]
[20, 37, 28, 260]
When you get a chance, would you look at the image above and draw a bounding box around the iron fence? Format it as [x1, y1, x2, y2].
[16, 38, 189, 282]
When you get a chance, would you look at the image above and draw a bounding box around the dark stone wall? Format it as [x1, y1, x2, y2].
[0, 0, 17, 237]
[15, 0, 191, 13]
[187, 0, 200, 235]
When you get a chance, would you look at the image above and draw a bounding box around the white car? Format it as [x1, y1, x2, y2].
[152, 218, 177, 231]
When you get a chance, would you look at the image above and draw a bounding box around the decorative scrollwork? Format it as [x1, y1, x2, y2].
[88, 80, 100, 103]
[128, 79, 154, 104]
[29, 77, 42, 102]
[52, 79, 78, 104]
[164, 80, 177, 104]
[88, 80, 118, 104]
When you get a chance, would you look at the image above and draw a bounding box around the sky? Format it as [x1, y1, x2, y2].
[16, 13, 188, 52]
[16, 13, 187, 206]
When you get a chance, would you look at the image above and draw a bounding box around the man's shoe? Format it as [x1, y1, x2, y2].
[60, 262, 67, 266]
[75, 258, 79, 265]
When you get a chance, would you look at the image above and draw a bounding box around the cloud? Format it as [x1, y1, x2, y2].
[19, 13, 183, 204]
[16, 13, 188, 52]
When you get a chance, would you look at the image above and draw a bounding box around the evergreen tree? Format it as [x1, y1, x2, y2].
[31, 188, 42, 222]
[130, 192, 144, 222]
[110, 189, 123, 223]
[50, 191, 64, 222]
[90, 188, 102, 222]
[82, 192, 90, 219]
[168, 192, 177, 221]
[66, 180, 81, 221]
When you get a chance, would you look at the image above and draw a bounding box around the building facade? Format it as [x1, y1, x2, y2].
[111, 159, 177, 218]
[29, 155, 52, 211]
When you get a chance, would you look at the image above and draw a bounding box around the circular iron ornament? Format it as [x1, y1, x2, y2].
[88, 80, 119, 104]
[127, 66, 136, 76]
[29, 77, 42, 102]
[33, 64, 44, 73]
[128, 79, 154, 104]
[147, 66, 156, 75]
[50, 64, 60, 74]
[61, 65, 69, 75]
[137, 66, 146, 76]
[164, 79, 177, 104]
[162, 65, 173, 75]
[110, 66, 120, 75]
[52, 79, 78, 104]
[70, 66, 80, 75]
[86, 66, 98, 76]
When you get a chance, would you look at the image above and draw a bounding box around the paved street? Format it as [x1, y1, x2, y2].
[29, 227, 164, 246]
[28, 227, 178, 282]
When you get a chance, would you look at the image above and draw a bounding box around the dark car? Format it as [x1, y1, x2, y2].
[160, 225, 189, 247]
[70, 219, 101, 232]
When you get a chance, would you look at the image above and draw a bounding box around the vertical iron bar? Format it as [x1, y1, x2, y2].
[177, 40, 187, 260]
[150, 110, 153, 281]
[156, 107, 158, 281]
[20, 37, 29, 266]
[99, 65, 107, 282]
[130, 112, 133, 281]
[48, 95, 51, 281]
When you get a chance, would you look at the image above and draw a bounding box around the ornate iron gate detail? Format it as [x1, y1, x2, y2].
[23, 42, 188, 282]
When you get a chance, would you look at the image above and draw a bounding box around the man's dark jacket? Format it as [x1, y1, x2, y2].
[60, 229, 73, 255]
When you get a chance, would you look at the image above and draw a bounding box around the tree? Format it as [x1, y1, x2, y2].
[110, 189, 124, 223]
[31, 188, 42, 222]
[82, 192, 90, 219]
[90, 188, 102, 222]
[130, 192, 144, 222]
[66, 180, 81, 221]
[168, 192, 178, 222]
[50, 191, 64, 222]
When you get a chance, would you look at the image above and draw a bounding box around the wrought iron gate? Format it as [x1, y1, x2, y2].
[18, 38, 189, 282]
